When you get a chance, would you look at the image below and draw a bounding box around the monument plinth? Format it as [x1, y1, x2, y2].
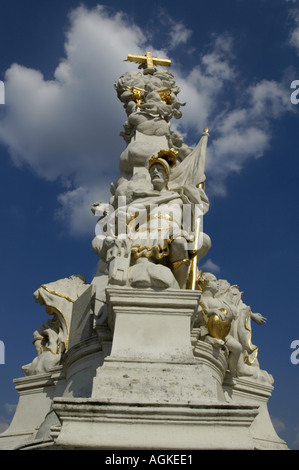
[0, 51, 288, 450]
[51, 288, 259, 450]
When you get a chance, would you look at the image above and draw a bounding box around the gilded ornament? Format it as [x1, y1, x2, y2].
[127, 51, 171, 69]
[207, 309, 231, 340]
[131, 86, 145, 105]
[157, 88, 172, 105]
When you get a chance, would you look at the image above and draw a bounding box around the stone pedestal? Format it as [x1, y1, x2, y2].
[1, 286, 288, 450]
[105, 287, 199, 363]
[223, 374, 289, 450]
[52, 398, 258, 450]
[52, 287, 259, 450]
[0, 367, 64, 450]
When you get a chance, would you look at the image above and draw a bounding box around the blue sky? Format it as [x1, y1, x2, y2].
[0, 0, 298, 449]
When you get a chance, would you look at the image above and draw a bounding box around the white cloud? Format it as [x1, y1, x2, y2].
[0, 6, 294, 235]
[175, 39, 292, 196]
[3, 403, 17, 414]
[168, 21, 192, 49]
[151, 7, 192, 51]
[288, 8, 299, 52]
[0, 5, 148, 236]
[204, 78, 292, 195]
[0, 80, 4, 104]
[0, 6, 147, 184]
[176, 33, 236, 133]
[249, 79, 292, 118]
[271, 416, 286, 433]
[200, 259, 221, 274]
[55, 185, 110, 237]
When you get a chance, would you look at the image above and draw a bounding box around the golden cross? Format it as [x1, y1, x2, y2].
[127, 51, 171, 69]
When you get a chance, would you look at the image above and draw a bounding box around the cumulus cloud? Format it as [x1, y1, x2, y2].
[176, 36, 292, 196]
[0, 5, 294, 235]
[176, 33, 236, 133]
[0, 5, 149, 235]
[0, 5, 146, 182]
[204, 79, 292, 195]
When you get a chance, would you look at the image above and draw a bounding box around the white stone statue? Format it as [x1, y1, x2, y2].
[114, 68, 187, 179]
[0, 52, 287, 452]
[91, 64, 212, 291]
[22, 274, 88, 375]
[126, 151, 210, 289]
[92, 147, 211, 290]
[194, 272, 272, 382]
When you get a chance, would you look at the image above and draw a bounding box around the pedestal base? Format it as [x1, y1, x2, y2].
[223, 374, 289, 450]
[51, 287, 258, 450]
[0, 367, 64, 450]
[6, 286, 287, 450]
[52, 398, 259, 450]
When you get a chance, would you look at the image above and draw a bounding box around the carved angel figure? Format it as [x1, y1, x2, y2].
[194, 272, 272, 382]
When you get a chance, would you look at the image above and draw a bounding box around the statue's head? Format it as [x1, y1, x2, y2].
[200, 272, 218, 293]
[149, 156, 170, 190]
[171, 132, 184, 147]
[148, 148, 177, 190]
